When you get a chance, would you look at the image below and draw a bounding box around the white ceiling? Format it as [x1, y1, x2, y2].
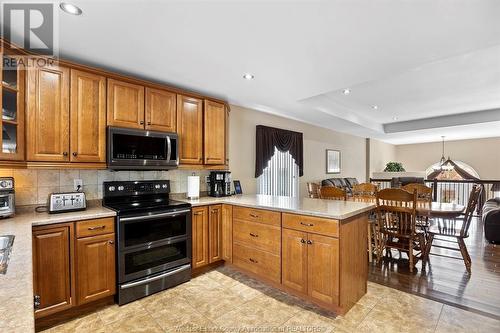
[9, 0, 500, 144]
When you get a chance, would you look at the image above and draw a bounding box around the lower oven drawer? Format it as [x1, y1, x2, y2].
[233, 242, 281, 284]
[118, 264, 191, 305]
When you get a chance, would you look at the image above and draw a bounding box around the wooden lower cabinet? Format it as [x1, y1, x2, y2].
[307, 233, 339, 304]
[281, 228, 308, 294]
[76, 233, 116, 305]
[192, 204, 230, 269]
[221, 204, 233, 262]
[32, 223, 75, 318]
[192, 206, 209, 268]
[282, 228, 339, 305]
[208, 205, 223, 263]
[32, 218, 116, 319]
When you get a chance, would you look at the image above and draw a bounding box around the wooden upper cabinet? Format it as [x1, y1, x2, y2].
[0, 51, 25, 161]
[76, 233, 116, 305]
[203, 100, 226, 165]
[27, 64, 70, 162]
[221, 204, 233, 262]
[208, 204, 223, 263]
[32, 224, 74, 318]
[282, 228, 308, 294]
[145, 88, 176, 132]
[177, 95, 203, 164]
[192, 206, 209, 268]
[70, 69, 106, 163]
[107, 78, 145, 129]
[307, 233, 339, 305]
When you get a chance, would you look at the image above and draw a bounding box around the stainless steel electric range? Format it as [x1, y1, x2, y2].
[102, 180, 192, 305]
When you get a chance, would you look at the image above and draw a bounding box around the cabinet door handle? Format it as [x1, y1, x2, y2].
[300, 238, 306, 244]
[108, 240, 114, 244]
[63, 152, 68, 157]
[72, 152, 78, 157]
[249, 258, 258, 264]
[300, 222, 314, 227]
[307, 240, 313, 245]
[88, 225, 106, 231]
[249, 233, 259, 238]
[34, 295, 41, 309]
[147, 122, 152, 125]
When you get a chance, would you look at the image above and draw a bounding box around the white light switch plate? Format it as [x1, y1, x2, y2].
[74, 179, 83, 191]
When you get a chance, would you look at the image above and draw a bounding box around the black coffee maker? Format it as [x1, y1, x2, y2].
[208, 171, 231, 197]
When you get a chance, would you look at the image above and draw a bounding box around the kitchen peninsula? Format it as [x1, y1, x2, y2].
[0, 195, 373, 332]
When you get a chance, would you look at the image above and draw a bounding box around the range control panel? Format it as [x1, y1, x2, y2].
[103, 180, 170, 197]
[49, 192, 87, 214]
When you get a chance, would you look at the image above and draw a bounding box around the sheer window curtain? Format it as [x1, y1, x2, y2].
[255, 126, 303, 197]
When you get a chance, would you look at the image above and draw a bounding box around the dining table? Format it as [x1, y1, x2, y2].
[416, 202, 465, 218]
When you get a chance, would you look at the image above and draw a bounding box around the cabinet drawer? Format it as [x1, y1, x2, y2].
[233, 206, 281, 226]
[233, 242, 281, 283]
[233, 220, 281, 254]
[282, 213, 339, 237]
[76, 217, 115, 238]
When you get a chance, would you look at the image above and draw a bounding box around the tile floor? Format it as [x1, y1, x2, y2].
[43, 266, 500, 333]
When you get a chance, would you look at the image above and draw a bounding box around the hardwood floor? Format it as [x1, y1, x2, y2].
[369, 217, 500, 320]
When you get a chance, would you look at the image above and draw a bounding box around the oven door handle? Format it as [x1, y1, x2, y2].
[120, 264, 191, 289]
[120, 209, 191, 222]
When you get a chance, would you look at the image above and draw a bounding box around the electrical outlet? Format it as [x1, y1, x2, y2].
[74, 179, 83, 191]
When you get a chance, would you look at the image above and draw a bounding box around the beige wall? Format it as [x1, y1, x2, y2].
[395, 137, 500, 179]
[369, 138, 397, 177]
[228, 105, 367, 195]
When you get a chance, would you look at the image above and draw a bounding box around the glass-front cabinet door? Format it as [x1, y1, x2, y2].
[0, 47, 25, 161]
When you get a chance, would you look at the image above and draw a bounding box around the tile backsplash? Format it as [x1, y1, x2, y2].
[0, 169, 209, 206]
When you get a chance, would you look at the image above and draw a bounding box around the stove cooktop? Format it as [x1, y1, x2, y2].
[102, 180, 191, 215]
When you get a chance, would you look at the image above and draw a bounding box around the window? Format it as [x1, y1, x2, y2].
[258, 147, 299, 197]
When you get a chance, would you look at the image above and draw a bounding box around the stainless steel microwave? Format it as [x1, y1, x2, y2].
[107, 127, 179, 170]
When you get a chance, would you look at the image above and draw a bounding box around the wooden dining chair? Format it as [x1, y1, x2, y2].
[402, 183, 433, 232]
[307, 182, 321, 199]
[375, 188, 426, 272]
[352, 183, 378, 263]
[319, 186, 347, 201]
[423, 185, 482, 273]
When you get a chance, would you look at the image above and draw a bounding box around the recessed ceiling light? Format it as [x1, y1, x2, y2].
[60, 2, 83, 15]
[243, 73, 254, 80]
[392, 116, 398, 121]
[342, 89, 351, 95]
[372, 105, 379, 110]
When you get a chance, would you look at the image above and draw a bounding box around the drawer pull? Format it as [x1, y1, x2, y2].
[88, 225, 106, 231]
[300, 222, 314, 227]
[249, 258, 258, 264]
[108, 240, 114, 245]
[307, 240, 313, 245]
[249, 233, 259, 238]
[300, 238, 306, 244]
[249, 213, 259, 218]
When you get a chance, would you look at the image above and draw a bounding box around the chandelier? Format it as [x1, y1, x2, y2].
[433, 136, 454, 171]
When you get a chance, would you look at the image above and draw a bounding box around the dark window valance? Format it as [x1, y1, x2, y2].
[255, 125, 304, 178]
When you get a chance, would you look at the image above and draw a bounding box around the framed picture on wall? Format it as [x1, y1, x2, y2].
[326, 149, 341, 174]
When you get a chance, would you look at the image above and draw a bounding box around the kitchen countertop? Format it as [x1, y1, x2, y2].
[180, 194, 375, 220]
[0, 203, 116, 332]
[0, 195, 373, 332]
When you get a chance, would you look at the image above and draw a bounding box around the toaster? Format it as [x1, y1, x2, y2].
[48, 192, 87, 214]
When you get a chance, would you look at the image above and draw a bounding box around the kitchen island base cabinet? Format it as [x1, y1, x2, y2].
[32, 218, 116, 321]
